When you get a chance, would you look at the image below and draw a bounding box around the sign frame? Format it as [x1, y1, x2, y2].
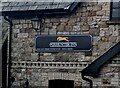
[35, 34, 92, 53]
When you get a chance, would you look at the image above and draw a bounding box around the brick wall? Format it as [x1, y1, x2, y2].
[3, 2, 120, 88]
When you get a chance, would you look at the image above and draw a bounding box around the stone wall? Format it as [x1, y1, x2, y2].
[4, 2, 120, 88]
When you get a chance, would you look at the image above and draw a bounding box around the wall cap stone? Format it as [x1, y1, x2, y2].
[106, 21, 120, 25]
[11, 61, 91, 70]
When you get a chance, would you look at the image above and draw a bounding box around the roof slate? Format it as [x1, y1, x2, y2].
[2, 2, 74, 12]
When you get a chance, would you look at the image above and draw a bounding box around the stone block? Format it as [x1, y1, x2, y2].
[80, 7, 87, 12]
[98, 22, 108, 28]
[88, 11, 96, 16]
[49, 29, 57, 34]
[89, 28, 100, 36]
[111, 78, 119, 82]
[64, 26, 73, 31]
[93, 82, 102, 85]
[73, 25, 80, 31]
[60, 18, 68, 22]
[13, 29, 20, 33]
[54, 73, 61, 79]
[45, 18, 50, 23]
[13, 20, 20, 24]
[23, 24, 28, 28]
[101, 36, 109, 42]
[48, 73, 54, 80]
[20, 20, 26, 24]
[87, 6, 93, 10]
[25, 20, 31, 23]
[81, 25, 89, 31]
[111, 81, 119, 85]
[57, 25, 65, 31]
[102, 6, 110, 10]
[14, 24, 21, 29]
[28, 23, 32, 28]
[93, 5, 102, 11]
[93, 36, 100, 45]
[80, 17, 87, 22]
[96, 10, 106, 16]
[100, 31, 105, 36]
[109, 36, 118, 43]
[102, 78, 111, 84]
[50, 18, 60, 23]
[112, 31, 119, 36]
[17, 33, 28, 38]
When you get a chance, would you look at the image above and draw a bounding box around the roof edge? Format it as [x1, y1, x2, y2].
[81, 42, 120, 78]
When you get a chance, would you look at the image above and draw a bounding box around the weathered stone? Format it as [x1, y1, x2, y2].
[23, 24, 28, 28]
[96, 10, 106, 16]
[102, 5, 110, 10]
[98, 22, 108, 28]
[90, 28, 100, 36]
[88, 11, 96, 16]
[50, 18, 60, 23]
[73, 25, 80, 31]
[60, 18, 68, 22]
[109, 36, 118, 43]
[20, 20, 26, 24]
[68, 18, 77, 24]
[13, 20, 20, 24]
[101, 36, 109, 42]
[45, 18, 50, 23]
[102, 78, 111, 84]
[80, 17, 87, 22]
[98, 42, 112, 51]
[88, 2, 97, 6]
[87, 6, 93, 11]
[57, 25, 65, 31]
[13, 29, 20, 33]
[6, 1, 120, 87]
[17, 33, 28, 38]
[112, 30, 119, 36]
[93, 36, 100, 45]
[14, 24, 21, 29]
[64, 25, 73, 31]
[81, 2, 89, 7]
[20, 28, 26, 33]
[81, 25, 89, 32]
[25, 20, 31, 23]
[87, 17, 93, 22]
[93, 5, 102, 11]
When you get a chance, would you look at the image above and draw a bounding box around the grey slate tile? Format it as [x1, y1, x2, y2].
[36, 4, 47, 10]
[58, 3, 67, 8]
[28, 5, 38, 10]
[17, 2, 27, 6]
[26, 2, 35, 6]
[47, 4, 58, 9]
[10, 6, 20, 11]
[34, 2, 44, 6]
[8, 2, 18, 6]
[2, 2, 10, 6]
[19, 6, 29, 11]
[50, 2, 60, 9]
[2, 6, 11, 11]
[2, 2, 75, 11]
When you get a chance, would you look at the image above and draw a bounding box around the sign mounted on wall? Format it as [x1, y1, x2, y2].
[35, 35, 92, 53]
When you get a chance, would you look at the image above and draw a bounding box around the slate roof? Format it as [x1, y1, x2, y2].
[2, 2, 75, 12]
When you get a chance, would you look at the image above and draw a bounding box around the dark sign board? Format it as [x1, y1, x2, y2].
[35, 35, 92, 53]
